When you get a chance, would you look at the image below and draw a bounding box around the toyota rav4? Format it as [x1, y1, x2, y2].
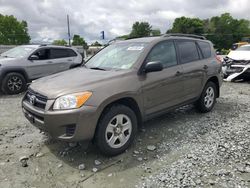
[22, 34, 222, 156]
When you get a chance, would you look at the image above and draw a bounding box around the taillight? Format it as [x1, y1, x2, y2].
[215, 55, 223, 64]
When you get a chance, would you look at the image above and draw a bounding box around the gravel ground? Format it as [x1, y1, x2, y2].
[0, 81, 250, 188]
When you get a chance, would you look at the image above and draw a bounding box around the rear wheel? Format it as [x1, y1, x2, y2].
[195, 82, 217, 113]
[95, 104, 137, 156]
[2, 73, 27, 95]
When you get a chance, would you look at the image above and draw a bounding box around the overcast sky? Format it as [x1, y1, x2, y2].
[0, 0, 249, 44]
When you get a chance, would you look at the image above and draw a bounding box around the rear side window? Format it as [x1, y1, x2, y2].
[50, 48, 69, 59]
[176, 41, 199, 64]
[146, 41, 177, 68]
[198, 41, 211, 58]
[67, 49, 77, 57]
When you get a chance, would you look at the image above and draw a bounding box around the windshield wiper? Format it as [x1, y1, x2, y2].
[89, 67, 106, 71]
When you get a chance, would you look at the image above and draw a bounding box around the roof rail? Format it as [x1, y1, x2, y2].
[108, 38, 126, 45]
[163, 33, 206, 40]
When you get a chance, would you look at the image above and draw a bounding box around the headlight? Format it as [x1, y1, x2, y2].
[53, 91, 92, 110]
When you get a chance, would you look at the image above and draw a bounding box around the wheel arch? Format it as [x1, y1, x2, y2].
[1, 67, 29, 83]
[93, 96, 143, 141]
[206, 76, 220, 98]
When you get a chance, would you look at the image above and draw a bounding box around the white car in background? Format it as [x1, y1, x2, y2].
[222, 44, 250, 81]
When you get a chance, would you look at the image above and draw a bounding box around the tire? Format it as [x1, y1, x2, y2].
[1, 72, 27, 95]
[195, 82, 217, 113]
[95, 104, 137, 156]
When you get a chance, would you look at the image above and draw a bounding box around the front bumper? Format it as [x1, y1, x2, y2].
[22, 99, 98, 142]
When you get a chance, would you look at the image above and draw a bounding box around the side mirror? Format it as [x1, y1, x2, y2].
[29, 55, 39, 60]
[144, 61, 163, 73]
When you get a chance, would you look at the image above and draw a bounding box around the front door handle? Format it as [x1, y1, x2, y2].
[175, 71, 182, 76]
[46, 61, 53, 63]
[67, 59, 73, 62]
[203, 65, 208, 70]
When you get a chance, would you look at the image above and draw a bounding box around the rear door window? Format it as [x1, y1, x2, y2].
[198, 41, 211, 58]
[50, 48, 69, 59]
[67, 49, 77, 57]
[176, 41, 199, 64]
[146, 41, 177, 68]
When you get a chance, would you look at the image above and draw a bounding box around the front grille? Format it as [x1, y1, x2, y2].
[24, 108, 44, 122]
[228, 67, 244, 73]
[25, 89, 48, 110]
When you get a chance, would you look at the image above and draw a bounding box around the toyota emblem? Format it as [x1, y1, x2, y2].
[29, 95, 36, 105]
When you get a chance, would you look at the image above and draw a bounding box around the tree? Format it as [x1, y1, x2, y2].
[205, 13, 250, 49]
[129, 22, 152, 38]
[151, 29, 161, 36]
[167, 16, 204, 35]
[167, 13, 250, 49]
[0, 14, 30, 45]
[91, 41, 102, 46]
[72, 34, 88, 49]
[52, 39, 67, 46]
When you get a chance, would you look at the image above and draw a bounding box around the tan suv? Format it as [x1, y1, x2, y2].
[22, 34, 222, 156]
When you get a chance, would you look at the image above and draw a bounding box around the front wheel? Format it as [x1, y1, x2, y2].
[95, 104, 137, 156]
[195, 82, 217, 113]
[2, 73, 27, 95]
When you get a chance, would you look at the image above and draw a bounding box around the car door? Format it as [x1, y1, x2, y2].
[49, 48, 74, 74]
[26, 48, 56, 79]
[141, 40, 185, 116]
[175, 40, 205, 100]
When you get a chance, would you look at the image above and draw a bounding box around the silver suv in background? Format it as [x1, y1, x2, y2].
[0, 45, 83, 94]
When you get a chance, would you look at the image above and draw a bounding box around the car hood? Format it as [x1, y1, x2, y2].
[0, 56, 19, 65]
[30, 67, 132, 99]
[227, 51, 250, 61]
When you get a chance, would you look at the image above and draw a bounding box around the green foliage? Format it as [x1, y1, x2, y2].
[0, 14, 30, 45]
[72, 34, 88, 49]
[167, 16, 204, 34]
[129, 22, 152, 38]
[205, 13, 250, 49]
[151, 29, 161, 36]
[220, 48, 230, 55]
[91, 41, 102, 46]
[124, 22, 161, 39]
[168, 13, 250, 49]
[52, 39, 67, 46]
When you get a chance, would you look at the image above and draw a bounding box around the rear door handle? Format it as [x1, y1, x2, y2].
[46, 61, 53, 63]
[175, 71, 182, 76]
[67, 59, 73, 62]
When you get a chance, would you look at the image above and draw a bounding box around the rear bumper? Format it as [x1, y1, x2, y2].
[22, 100, 99, 142]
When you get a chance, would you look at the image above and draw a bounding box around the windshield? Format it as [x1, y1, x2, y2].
[85, 42, 147, 70]
[236, 46, 250, 51]
[1, 46, 35, 58]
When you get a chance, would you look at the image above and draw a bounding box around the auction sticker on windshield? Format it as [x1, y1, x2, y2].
[127, 46, 144, 51]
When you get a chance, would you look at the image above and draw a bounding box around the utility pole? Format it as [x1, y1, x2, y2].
[67, 15, 71, 46]
[101, 31, 105, 40]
